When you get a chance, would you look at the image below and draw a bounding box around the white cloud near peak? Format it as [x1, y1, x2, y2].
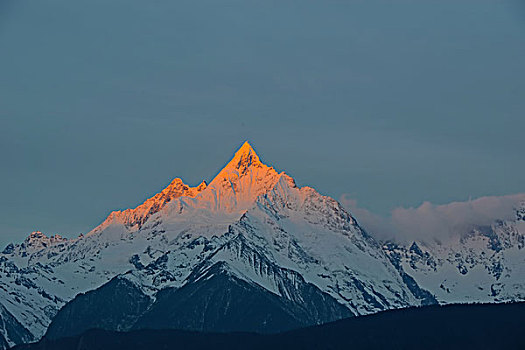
[340, 193, 525, 243]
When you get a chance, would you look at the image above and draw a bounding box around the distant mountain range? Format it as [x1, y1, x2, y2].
[1, 142, 524, 348]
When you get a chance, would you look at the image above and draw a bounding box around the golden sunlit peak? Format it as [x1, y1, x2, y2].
[233, 141, 259, 161]
[236, 141, 256, 156]
[227, 141, 263, 171]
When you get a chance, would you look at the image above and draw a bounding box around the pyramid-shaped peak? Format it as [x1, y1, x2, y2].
[235, 141, 258, 159]
[223, 141, 265, 174]
[202, 141, 283, 212]
[237, 141, 255, 154]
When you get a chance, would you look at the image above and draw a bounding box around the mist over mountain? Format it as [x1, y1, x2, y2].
[341, 193, 525, 243]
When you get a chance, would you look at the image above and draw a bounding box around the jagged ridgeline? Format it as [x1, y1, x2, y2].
[1, 142, 524, 348]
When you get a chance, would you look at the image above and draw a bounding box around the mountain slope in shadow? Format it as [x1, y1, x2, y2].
[46, 261, 351, 340]
[14, 302, 525, 350]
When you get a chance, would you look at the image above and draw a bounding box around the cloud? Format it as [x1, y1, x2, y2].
[340, 193, 525, 244]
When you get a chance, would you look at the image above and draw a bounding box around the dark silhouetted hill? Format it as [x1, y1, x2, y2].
[13, 302, 525, 350]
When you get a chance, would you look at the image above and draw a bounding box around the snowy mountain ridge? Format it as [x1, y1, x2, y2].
[0, 142, 523, 348]
[384, 207, 525, 304]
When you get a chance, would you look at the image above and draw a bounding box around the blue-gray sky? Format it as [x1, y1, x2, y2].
[1, 0, 524, 247]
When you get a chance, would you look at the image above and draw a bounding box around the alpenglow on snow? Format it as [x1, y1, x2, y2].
[1, 142, 524, 348]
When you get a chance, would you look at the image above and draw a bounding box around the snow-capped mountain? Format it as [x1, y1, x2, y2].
[0, 142, 424, 346]
[0, 142, 523, 348]
[383, 203, 525, 304]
